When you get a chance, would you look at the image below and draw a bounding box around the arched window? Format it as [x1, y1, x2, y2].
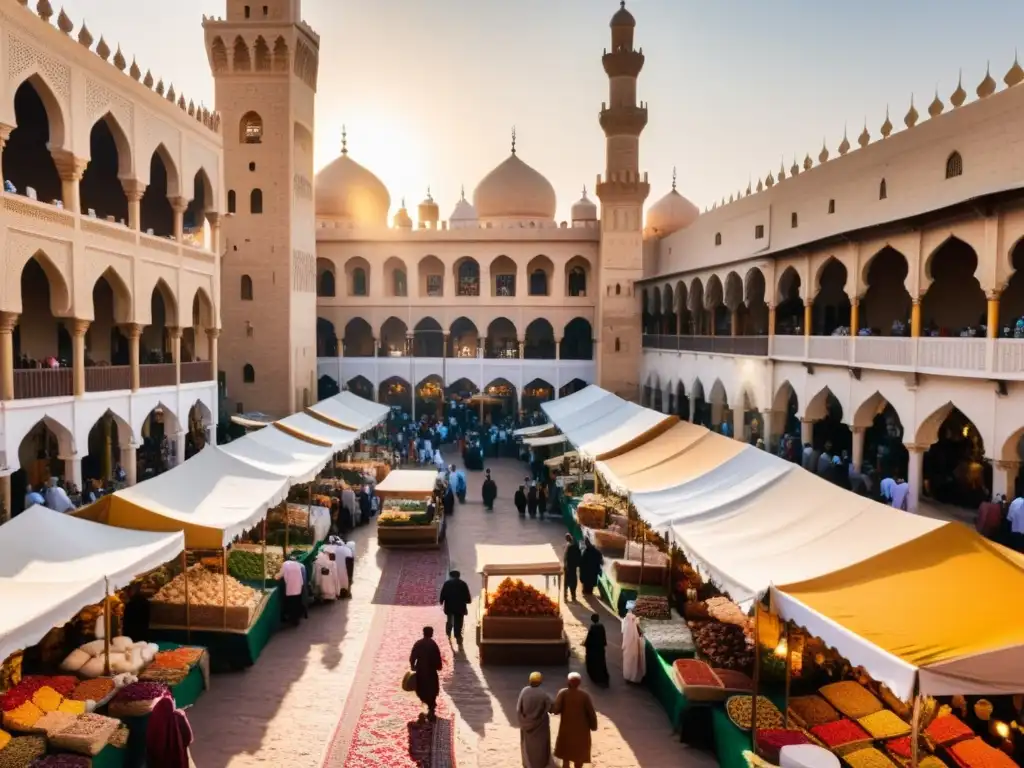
[457, 260, 480, 296]
[243, 364, 255, 383]
[714, 232, 722, 246]
[393, 270, 407, 297]
[250, 188, 263, 214]
[529, 269, 548, 296]
[879, 178, 887, 200]
[227, 189, 236, 214]
[946, 151, 963, 179]
[318, 270, 335, 297]
[241, 274, 253, 300]
[615, 283, 621, 296]
[568, 267, 587, 297]
[352, 267, 367, 296]
[615, 338, 621, 352]
[791, 212, 798, 228]
[240, 111, 263, 144]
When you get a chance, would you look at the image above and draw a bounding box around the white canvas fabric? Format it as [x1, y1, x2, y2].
[222, 427, 333, 485]
[275, 412, 359, 451]
[540, 385, 612, 423]
[310, 392, 390, 431]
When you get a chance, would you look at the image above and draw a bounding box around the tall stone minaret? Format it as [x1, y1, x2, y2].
[203, 0, 319, 417]
[595, 1, 650, 401]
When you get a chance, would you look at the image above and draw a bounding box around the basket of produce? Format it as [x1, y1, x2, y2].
[715, 669, 754, 693]
[818, 681, 884, 720]
[49, 713, 121, 756]
[671, 659, 725, 702]
[690, 621, 754, 673]
[842, 746, 901, 768]
[149, 647, 204, 670]
[382, 500, 428, 513]
[107, 682, 170, 718]
[625, 541, 669, 566]
[613, 560, 667, 586]
[633, 595, 671, 620]
[575, 503, 607, 530]
[481, 579, 562, 640]
[150, 566, 260, 630]
[0, 734, 46, 765]
[377, 510, 434, 527]
[70, 679, 116, 708]
[788, 695, 841, 729]
[705, 597, 750, 627]
[139, 667, 189, 686]
[228, 549, 283, 584]
[638, 619, 694, 655]
[857, 710, 910, 740]
[592, 530, 626, 557]
[756, 729, 812, 763]
[809, 719, 873, 751]
[727, 695, 783, 731]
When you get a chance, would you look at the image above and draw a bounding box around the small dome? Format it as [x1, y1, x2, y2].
[611, 1, 635, 28]
[449, 185, 477, 227]
[393, 199, 412, 229]
[473, 150, 556, 222]
[418, 188, 439, 226]
[315, 128, 390, 227]
[571, 187, 597, 222]
[646, 170, 699, 236]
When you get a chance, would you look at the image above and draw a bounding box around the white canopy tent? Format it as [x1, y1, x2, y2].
[221, 427, 334, 485]
[0, 506, 183, 663]
[513, 424, 555, 438]
[568, 402, 676, 460]
[275, 412, 359, 452]
[308, 392, 390, 432]
[540, 385, 613, 423]
[523, 434, 568, 448]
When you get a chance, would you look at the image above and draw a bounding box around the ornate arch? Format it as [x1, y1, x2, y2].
[11, 73, 67, 148]
[89, 111, 133, 178]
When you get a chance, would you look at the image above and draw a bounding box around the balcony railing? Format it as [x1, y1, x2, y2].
[643, 333, 1024, 379]
[14, 368, 73, 399]
[181, 361, 213, 384]
[140, 364, 176, 388]
[85, 366, 131, 393]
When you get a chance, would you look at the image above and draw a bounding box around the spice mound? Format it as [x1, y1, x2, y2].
[485, 579, 558, 618]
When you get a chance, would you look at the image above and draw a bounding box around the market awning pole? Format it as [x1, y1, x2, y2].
[783, 623, 792, 729]
[182, 549, 191, 643]
[910, 690, 922, 768]
[103, 577, 111, 677]
[752, 601, 762, 753]
[284, 503, 290, 555]
[222, 547, 228, 629]
[308, 482, 314, 541]
[261, 518, 268, 594]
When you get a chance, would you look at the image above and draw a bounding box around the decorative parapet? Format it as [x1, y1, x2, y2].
[16, 0, 221, 134]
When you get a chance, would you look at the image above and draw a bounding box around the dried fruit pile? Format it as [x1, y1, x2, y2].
[486, 579, 559, 617]
[152, 566, 259, 608]
[0, 735, 45, 767]
[69, 678, 115, 703]
[689, 621, 754, 673]
[633, 595, 670, 620]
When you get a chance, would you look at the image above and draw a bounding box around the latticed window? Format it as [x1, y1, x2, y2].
[946, 151, 963, 179]
[457, 261, 480, 296]
[240, 112, 263, 144]
[495, 274, 515, 297]
[426, 275, 443, 297]
[754, 225, 764, 240]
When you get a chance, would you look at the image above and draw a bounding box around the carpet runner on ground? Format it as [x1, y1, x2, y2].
[323, 548, 456, 768]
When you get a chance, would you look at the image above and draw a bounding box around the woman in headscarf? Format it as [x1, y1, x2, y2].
[583, 613, 609, 687]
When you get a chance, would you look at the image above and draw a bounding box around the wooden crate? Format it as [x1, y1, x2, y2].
[149, 600, 255, 630]
[477, 628, 570, 666]
[481, 615, 564, 641]
[377, 522, 440, 549]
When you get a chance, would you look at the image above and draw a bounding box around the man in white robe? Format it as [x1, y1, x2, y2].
[621, 608, 646, 683]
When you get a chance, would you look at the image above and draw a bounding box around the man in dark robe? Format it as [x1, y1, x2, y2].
[438, 569, 472, 647]
[482, 469, 497, 511]
[583, 613, 609, 687]
[563, 533, 581, 602]
[409, 626, 443, 720]
[538, 484, 548, 517]
[443, 483, 455, 517]
[579, 538, 604, 596]
[514, 485, 528, 517]
[527, 484, 539, 518]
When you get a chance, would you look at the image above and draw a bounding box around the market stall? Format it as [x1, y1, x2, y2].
[221, 424, 334, 485]
[307, 391, 391, 433]
[375, 470, 443, 549]
[274, 412, 359, 453]
[474, 544, 568, 666]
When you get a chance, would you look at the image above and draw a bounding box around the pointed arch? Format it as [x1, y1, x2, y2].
[189, 287, 215, 329]
[772, 380, 798, 417]
[253, 36, 272, 71]
[914, 401, 985, 447]
[709, 378, 728, 407]
[18, 250, 71, 317]
[272, 36, 290, 72]
[852, 390, 894, 430]
[192, 167, 214, 213]
[91, 111, 133, 178]
[11, 73, 66, 148]
[92, 266, 132, 325]
[210, 37, 229, 72]
[945, 151, 963, 179]
[804, 385, 844, 423]
[151, 278, 178, 327]
[232, 36, 251, 72]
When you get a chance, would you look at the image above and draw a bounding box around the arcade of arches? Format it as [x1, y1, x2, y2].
[640, 374, 1019, 514]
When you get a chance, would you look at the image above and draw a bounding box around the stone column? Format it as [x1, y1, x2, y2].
[0, 124, 12, 181]
[0, 312, 18, 401]
[910, 299, 921, 338]
[711, 400, 724, 429]
[730, 309, 739, 337]
[206, 328, 220, 382]
[0, 475, 10, 523]
[850, 298, 860, 337]
[123, 323, 142, 392]
[768, 305, 776, 336]
[207, 212, 222, 254]
[803, 301, 812, 337]
[168, 327, 182, 385]
[555, 337, 562, 360]
[851, 426, 866, 471]
[175, 431, 187, 468]
[60, 454, 82, 489]
[687, 395, 696, 423]
[170, 197, 189, 242]
[905, 443, 926, 511]
[336, 335, 344, 358]
[759, 410, 775, 451]
[992, 459, 1021, 501]
[121, 180, 146, 230]
[51, 150, 87, 213]
[987, 291, 1000, 339]
[403, 333, 412, 357]
[800, 418, 814, 446]
[732, 408, 745, 442]
[442, 331, 450, 358]
[71, 320, 90, 396]
[121, 444, 138, 486]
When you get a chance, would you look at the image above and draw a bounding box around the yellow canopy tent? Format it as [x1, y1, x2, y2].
[772, 522, 1024, 699]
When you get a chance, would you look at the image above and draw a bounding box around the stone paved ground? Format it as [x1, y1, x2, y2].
[189, 456, 718, 768]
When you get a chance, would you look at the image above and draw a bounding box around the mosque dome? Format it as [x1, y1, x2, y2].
[571, 188, 598, 223]
[392, 199, 412, 229]
[646, 171, 699, 237]
[418, 188, 439, 227]
[611, 1, 635, 28]
[449, 186, 478, 228]
[473, 139, 557, 222]
[314, 129, 390, 227]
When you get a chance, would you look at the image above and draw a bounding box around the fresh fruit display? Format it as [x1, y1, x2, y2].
[383, 500, 427, 512]
[0, 735, 45, 767]
[486, 579, 559, 617]
[378, 510, 433, 527]
[151, 566, 259, 609]
[228, 549, 283, 582]
[633, 595, 670, 620]
[705, 597, 749, 627]
[690, 621, 754, 673]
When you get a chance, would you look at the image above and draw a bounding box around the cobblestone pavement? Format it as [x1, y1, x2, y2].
[189, 456, 718, 768]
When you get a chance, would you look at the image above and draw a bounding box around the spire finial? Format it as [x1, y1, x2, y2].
[460, 184, 465, 201]
[511, 126, 517, 155]
[671, 166, 677, 191]
[620, 1, 625, 8]
[341, 125, 348, 155]
[401, 197, 406, 208]
[581, 185, 587, 198]
[426, 185, 433, 201]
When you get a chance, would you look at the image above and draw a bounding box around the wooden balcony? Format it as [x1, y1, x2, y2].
[13, 368, 73, 399]
[85, 365, 131, 393]
[140, 364, 176, 388]
[181, 361, 213, 384]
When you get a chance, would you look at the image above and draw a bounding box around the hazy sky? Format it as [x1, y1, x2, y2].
[54, 0, 1024, 221]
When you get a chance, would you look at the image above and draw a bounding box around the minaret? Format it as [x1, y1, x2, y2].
[203, 0, 320, 416]
[595, 1, 650, 401]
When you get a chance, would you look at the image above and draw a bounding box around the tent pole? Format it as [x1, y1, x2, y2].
[783, 623, 792, 728]
[910, 690, 922, 768]
[308, 482, 313, 541]
[284, 503, 290, 556]
[182, 549, 191, 643]
[752, 601, 762, 753]
[222, 547, 228, 629]
[261, 518, 268, 594]
[102, 578, 111, 677]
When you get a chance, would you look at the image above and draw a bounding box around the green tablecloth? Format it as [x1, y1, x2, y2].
[597, 570, 669, 617]
[148, 587, 281, 672]
[561, 496, 582, 542]
[712, 702, 754, 768]
[644, 637, 688, 729]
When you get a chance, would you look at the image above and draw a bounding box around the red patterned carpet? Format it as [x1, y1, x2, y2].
[323, 548, 456, 768]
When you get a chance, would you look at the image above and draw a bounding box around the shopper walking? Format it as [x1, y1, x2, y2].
[563, 533, 580, 602]
[408, 626, 443, 720]
[516, 672, 553, 768]
[514, 484, 528, 517]
[552, 672, 598, 768]
[482, 469, 497, 511]
[527, 483, 539, 519]
[438, 569, 472, 647]
[579, 538, 604, 596]
[583, 613, 609, 687]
